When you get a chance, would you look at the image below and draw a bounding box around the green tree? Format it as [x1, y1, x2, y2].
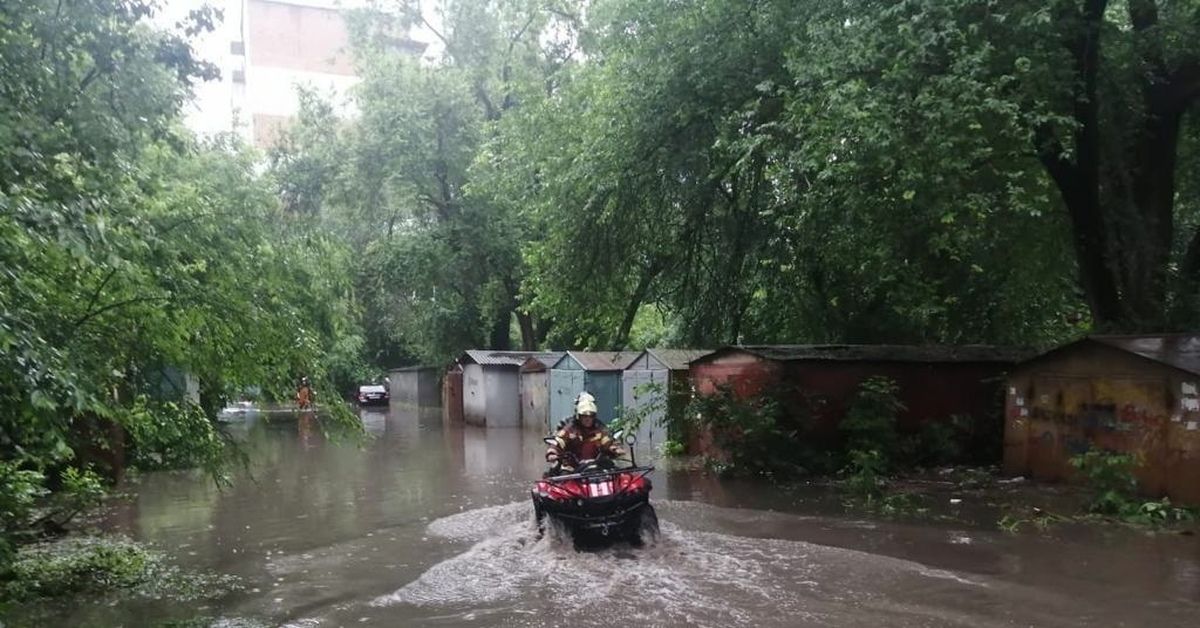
[271, 0, 584, 362]
[486, 0, 1083, 347]
[1, 0, 366, 566]
[780, 0, 1200, 331]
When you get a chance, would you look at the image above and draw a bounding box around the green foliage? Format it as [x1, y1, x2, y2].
[841, 449, 888, 501]
[3, 536, 148, 601]
[0, 0, 368, 569]
[900, 417, 968, 467]
[271, 0, 581, 361]
[840, 377, 905, 463]
[0, 535, 241, 607]
[480, 0, 1093, 347]
[685, 376, 992, 479]
[658, 440, 686, 457]
[266, 0, 1200, 359]
[0, 464, 47, 563]
[1066, 449, 1198, 525]
[685, 384, 825, 478]
[1130, 498, 1199, 526]
[123, 398, 234, 477]
[1069, 449, 1141, 515]
[609, 381, 666, 438]
[998, 510, 1060, 533]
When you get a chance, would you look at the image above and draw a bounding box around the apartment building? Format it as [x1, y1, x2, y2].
[175, 0, 422, 147]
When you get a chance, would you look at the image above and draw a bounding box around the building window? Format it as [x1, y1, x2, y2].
[232, 69, 246, 83]
[231, 41, 245, 55]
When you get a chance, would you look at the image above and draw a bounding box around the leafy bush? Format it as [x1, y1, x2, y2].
[609, 381, 666, 441]
[685, 383, 827, 478]
[659, 440, 686, 456]
[1067, 449, 1200, 524]
[1, 536, 241, 607]
[0, 464, 47, 564]
[3, 537, 149, 602]
[900, 417, 967, 467]
[842, 449, 887, 500]
[123, 397, 233, 475]
[1069, 448, 1140, 515]
[840, 377, 905, 464]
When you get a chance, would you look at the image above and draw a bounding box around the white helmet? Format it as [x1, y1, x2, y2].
[575, 392, 598, 416]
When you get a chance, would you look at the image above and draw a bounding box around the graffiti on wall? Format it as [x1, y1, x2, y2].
[1038, 429, 1090, 455]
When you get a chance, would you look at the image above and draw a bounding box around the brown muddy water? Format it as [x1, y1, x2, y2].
[20, 405, 1200, 627]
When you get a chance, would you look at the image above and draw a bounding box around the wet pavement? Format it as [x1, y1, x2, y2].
[24, 405, 1200, 627]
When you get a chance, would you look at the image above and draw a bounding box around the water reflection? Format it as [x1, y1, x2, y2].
[19, 404, 1200, 628]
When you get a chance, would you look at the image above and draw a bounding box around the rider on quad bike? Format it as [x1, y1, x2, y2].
[544, 393, 624, 474]
[533, 392, 659, 546]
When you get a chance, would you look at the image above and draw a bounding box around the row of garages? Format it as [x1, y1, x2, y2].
[393, 335, 1200, 504]
[442, 349, 706, 445]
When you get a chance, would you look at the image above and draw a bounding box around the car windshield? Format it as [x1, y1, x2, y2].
[359, 385, 386, 393]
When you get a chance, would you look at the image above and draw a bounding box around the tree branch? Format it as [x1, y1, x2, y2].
[407, 3, 452, 59]
[499, 15, 537, 113]
[40, 0, 64, 61]
[474, 81, 500, 121]
[73, 296, 172, 330]
[82, 267, 120, 321]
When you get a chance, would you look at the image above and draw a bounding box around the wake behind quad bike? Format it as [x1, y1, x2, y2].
[531, 432, 660, 548]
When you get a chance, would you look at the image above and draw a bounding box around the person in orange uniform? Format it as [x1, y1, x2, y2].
[545, 392, 625, 472]
[295, 376, 315, 410]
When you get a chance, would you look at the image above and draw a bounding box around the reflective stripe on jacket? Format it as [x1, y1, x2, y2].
[545, 419, 617, 463]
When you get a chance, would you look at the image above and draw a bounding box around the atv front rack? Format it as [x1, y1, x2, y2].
[545, 465, 655, 483]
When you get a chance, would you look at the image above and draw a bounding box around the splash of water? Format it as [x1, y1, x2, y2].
[370, 501, 1005, 628]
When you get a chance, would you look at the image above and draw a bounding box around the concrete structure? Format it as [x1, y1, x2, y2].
[549, 352, 638, 426]
[387, 365, 440, 407]
[1004, 335, 1200, 505]
[167, 0, 424, 147]
[622, 349, 711, 445]
[690, 345, 1028, 461]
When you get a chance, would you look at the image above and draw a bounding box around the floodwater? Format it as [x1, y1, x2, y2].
[28, 406, 1200, 627]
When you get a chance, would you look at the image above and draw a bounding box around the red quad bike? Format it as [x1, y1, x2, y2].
[531, 432, 660, 547]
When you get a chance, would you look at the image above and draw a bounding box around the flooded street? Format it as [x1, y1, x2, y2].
[35, 405, 1200, 627]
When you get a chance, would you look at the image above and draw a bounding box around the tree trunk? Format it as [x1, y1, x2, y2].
[1038, 0, 1196, 330]
[535, 317, 554, 345]
[515, 309, 537, 350]
[612, 264, 661, 350]
[1040, 0, 1123, 328]
[488, 310, 511, 350]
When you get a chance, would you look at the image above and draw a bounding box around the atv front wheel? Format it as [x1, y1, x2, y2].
[632, 504, 660, 546]
[534, 504, 546, 538]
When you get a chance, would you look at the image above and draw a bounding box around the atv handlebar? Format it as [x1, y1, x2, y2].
[545, 463, 655, 483]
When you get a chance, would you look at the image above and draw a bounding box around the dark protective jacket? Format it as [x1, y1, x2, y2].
[545, 418, 621, 468]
